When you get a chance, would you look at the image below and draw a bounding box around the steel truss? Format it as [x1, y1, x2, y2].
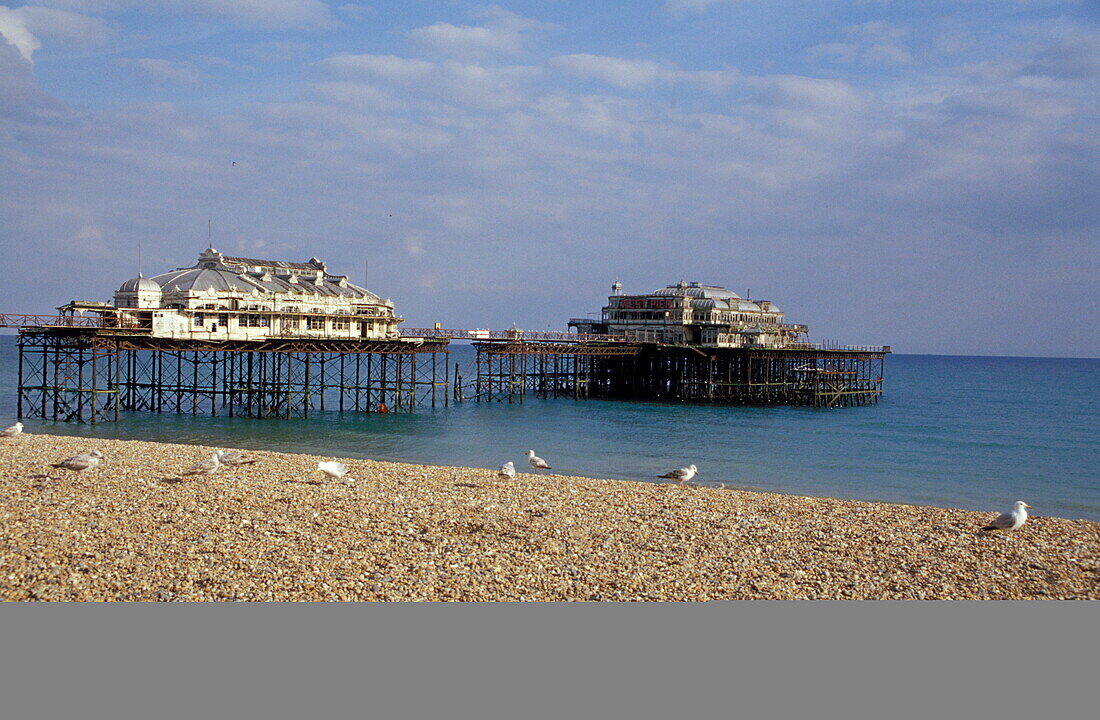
[467, 343, 885, 408]
[588, 347, 887, 407]
[16, 328, 886, 421]
[468, 342, 641, 403]
[17, 333, 119, 423]
[17, 330, 449, 423]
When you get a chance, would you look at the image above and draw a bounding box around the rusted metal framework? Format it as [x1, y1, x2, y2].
[463, 342, 887, 408]
[17, 333, 121, 423]
[12, 320, 887, 421]
[587, 347, 887, 407]
[17, 329, 449, 423]
[1, 313, 104, 329]
[466, 341, 641, 403]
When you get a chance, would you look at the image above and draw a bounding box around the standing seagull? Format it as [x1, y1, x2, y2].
[658, 464, 697, 486]
[317, 461, 353, 483]
[981, 501, 1033, 532]
[183, 453, 221, 478]
[216, 449, 257, 467]
[1, 421, 23, 438]
[50, 450, 104, 474]
[527, 450, 552, 474]
[498, 461, 516, 480]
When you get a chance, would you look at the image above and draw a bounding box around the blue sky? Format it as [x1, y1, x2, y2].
[1, 1, 1098, 356]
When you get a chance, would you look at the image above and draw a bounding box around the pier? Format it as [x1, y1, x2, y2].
[8, 320, 450, 423]
[3, 316, 887, 423]
[0, 257, 889, 423]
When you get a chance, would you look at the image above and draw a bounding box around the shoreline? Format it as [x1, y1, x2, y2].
[2, 433, 1098, 600]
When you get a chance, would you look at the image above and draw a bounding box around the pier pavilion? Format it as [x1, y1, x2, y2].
[108, 248, 402, 342]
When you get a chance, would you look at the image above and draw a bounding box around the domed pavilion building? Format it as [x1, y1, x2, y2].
[568, 281, 807, 348]
[106, 248, 401, 341]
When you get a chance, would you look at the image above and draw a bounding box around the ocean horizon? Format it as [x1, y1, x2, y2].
[2, 337, 1097, 522]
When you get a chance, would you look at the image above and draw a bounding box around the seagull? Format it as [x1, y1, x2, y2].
[1, 421, 23, 438]
[183, 453, 221, 478]
[658, 464, 697, 486]
[498, 461, 516, 480]
[50, 450, 104, 473]
[216, 449, 257, 467]
[317, 461, 353, 483]
[981, 501, 1033, 532]
[527, 450, 551, 474]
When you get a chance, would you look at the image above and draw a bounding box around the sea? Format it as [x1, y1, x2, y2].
[1, 336, 1097, 521]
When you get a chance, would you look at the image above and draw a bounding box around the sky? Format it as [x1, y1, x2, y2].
[0, 1, 1097, 357]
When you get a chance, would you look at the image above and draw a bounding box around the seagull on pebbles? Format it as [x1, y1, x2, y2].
[658, 464, 697, 486]
[527, 450, 551, 474]
[317, 461, 353, 483]
[1, 421, 23, 438]
[498, 461, 516, 480]
[216, 450, 257, 467]
[183, 453, 221, 478]
[981, 501, 1032, 532]
[50, 450, 104, 474]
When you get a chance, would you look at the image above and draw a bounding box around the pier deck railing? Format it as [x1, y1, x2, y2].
[1, 315, 888, 354]
[0, 313, 104, 328]
[1, 315, 633, 344]
[397, 327, 636, 343]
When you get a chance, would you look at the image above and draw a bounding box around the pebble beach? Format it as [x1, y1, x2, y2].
[2, 433, 1098, 601]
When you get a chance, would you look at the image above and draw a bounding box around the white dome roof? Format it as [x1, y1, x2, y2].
[652, 282, 741, 300]
[117, 275, 161, 293]
[152, 267, 258, 294]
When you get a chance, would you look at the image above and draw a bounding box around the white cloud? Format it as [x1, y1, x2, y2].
[116, 57, 202, 84]
[743, 74, 866, 111]
[323, 54, 436, 84]
[551, 54, 670, 89]
[403, 235, 426, 257]
[30, 1, 334, 30]
[73, 223, 112, 257]
[410, 22, 523, 59]
[550, 53, 737, 92]
[407, 9, 549, 61]
[0, 40, 61, 119]
[320, 54, 540, 110]
[11, 6, 109, 45]
[0, 6, 41, 62]
[1021, 32, 1100, 79]
[809, 21, 913, 67]
[664, 0, 734, 13]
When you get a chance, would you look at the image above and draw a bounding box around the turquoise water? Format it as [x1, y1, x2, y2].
[2, 336, 1097, 520]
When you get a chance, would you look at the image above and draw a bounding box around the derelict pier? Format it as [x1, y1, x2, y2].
[1, 258, 888, 423]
